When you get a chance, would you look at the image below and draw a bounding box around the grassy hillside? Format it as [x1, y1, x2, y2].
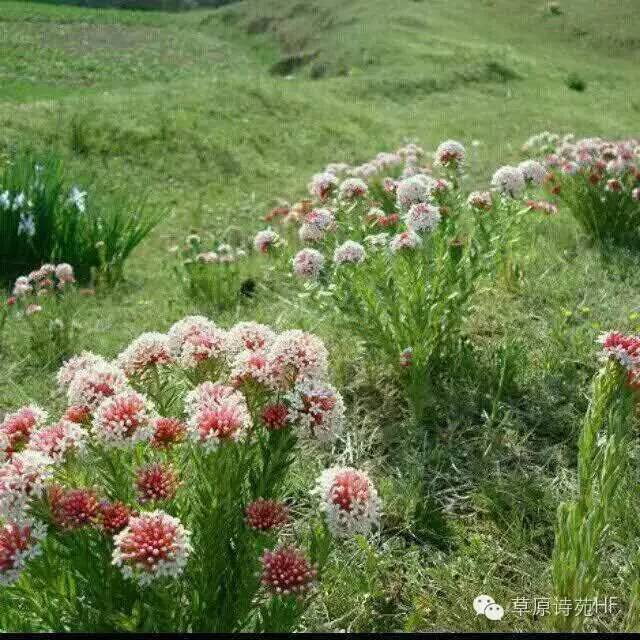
[1, 0, 639, 631]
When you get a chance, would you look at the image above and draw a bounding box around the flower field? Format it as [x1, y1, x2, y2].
[1, 0, 640, 633]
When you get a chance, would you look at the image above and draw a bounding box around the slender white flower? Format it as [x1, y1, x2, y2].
[67, 186, 87, 213]
[17, 214, 36, 238]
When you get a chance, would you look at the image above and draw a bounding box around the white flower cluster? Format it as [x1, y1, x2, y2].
[405, 202, 441, 233]
[0, 451, 54, 520]
[333, 240, 366, 265]
[490, 165, 526, 198]
[293, 248, 325, 279]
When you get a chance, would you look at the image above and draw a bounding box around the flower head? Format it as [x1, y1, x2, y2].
[467, 191, 493, 211]
[168, 316, 229, 370]
[1, 406, 47, 459]
[598, 331, 640, 371]
[405, 202, 441, 232]
[27, 420, 86, 462]
[99, 500, 135, 535]
[92, 391, 154, 448]
[253, 229, 280, 253]
[261, 546, 317, 596]
[184, 381, 238, 413]
[0, 452, 53, 519]
[399, 347, 413, 368]
[267, 330, 329, 385]
[186, 384, 251, 450]
[117, 333, 174, 378]
[55, 263, 75, 284]
[390, 230, 422, 253]
[57, 351, 108, 390]
[63, 405, 92, 425]
[261, 403, 290, 431]
[491, 165, 526, 198]
[67, 362, 128, 410]
[0, 520, 46, 585]
[230, 350, 277, 388]
[308, 172, 338, 200]
[287, 380, 344, 441]
[12, 276, 32, 298]
[338, 178, 368, 200]
[434, 140, 466, 169]
[245, 499, 289, 531]
[293, 248, 325, 280]
[135, 464, 179, 504]
[605, 178, 623, 193]
[314, 467, 380, 538]
[299, 208, 335, 243]
[333, 240, 366, 265]
[227, 322, 276, 354]
[518, 159, 547, 185]
[112, 510, 191, 585]
[150, 417, 187, 449]
[49, 486, 99, 530]
[395, 174, 433, 210]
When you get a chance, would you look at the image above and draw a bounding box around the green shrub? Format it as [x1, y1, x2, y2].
[566, 72, 586, 92]
[542, 137, 640, 250]
[551, 358, 635, 631]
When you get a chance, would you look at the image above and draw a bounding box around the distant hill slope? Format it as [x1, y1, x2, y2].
[216, 0, 640, 79]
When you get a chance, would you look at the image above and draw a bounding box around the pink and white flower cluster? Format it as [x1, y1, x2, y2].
[11, 263, 75, 299]
[531, 133, 640, 195]
[314, 467, 380, 538]
[112, 510, 192, 585]
[0, 313, 380, 593]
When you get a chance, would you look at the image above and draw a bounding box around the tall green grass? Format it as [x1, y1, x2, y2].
[0, 152, 164, 284]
